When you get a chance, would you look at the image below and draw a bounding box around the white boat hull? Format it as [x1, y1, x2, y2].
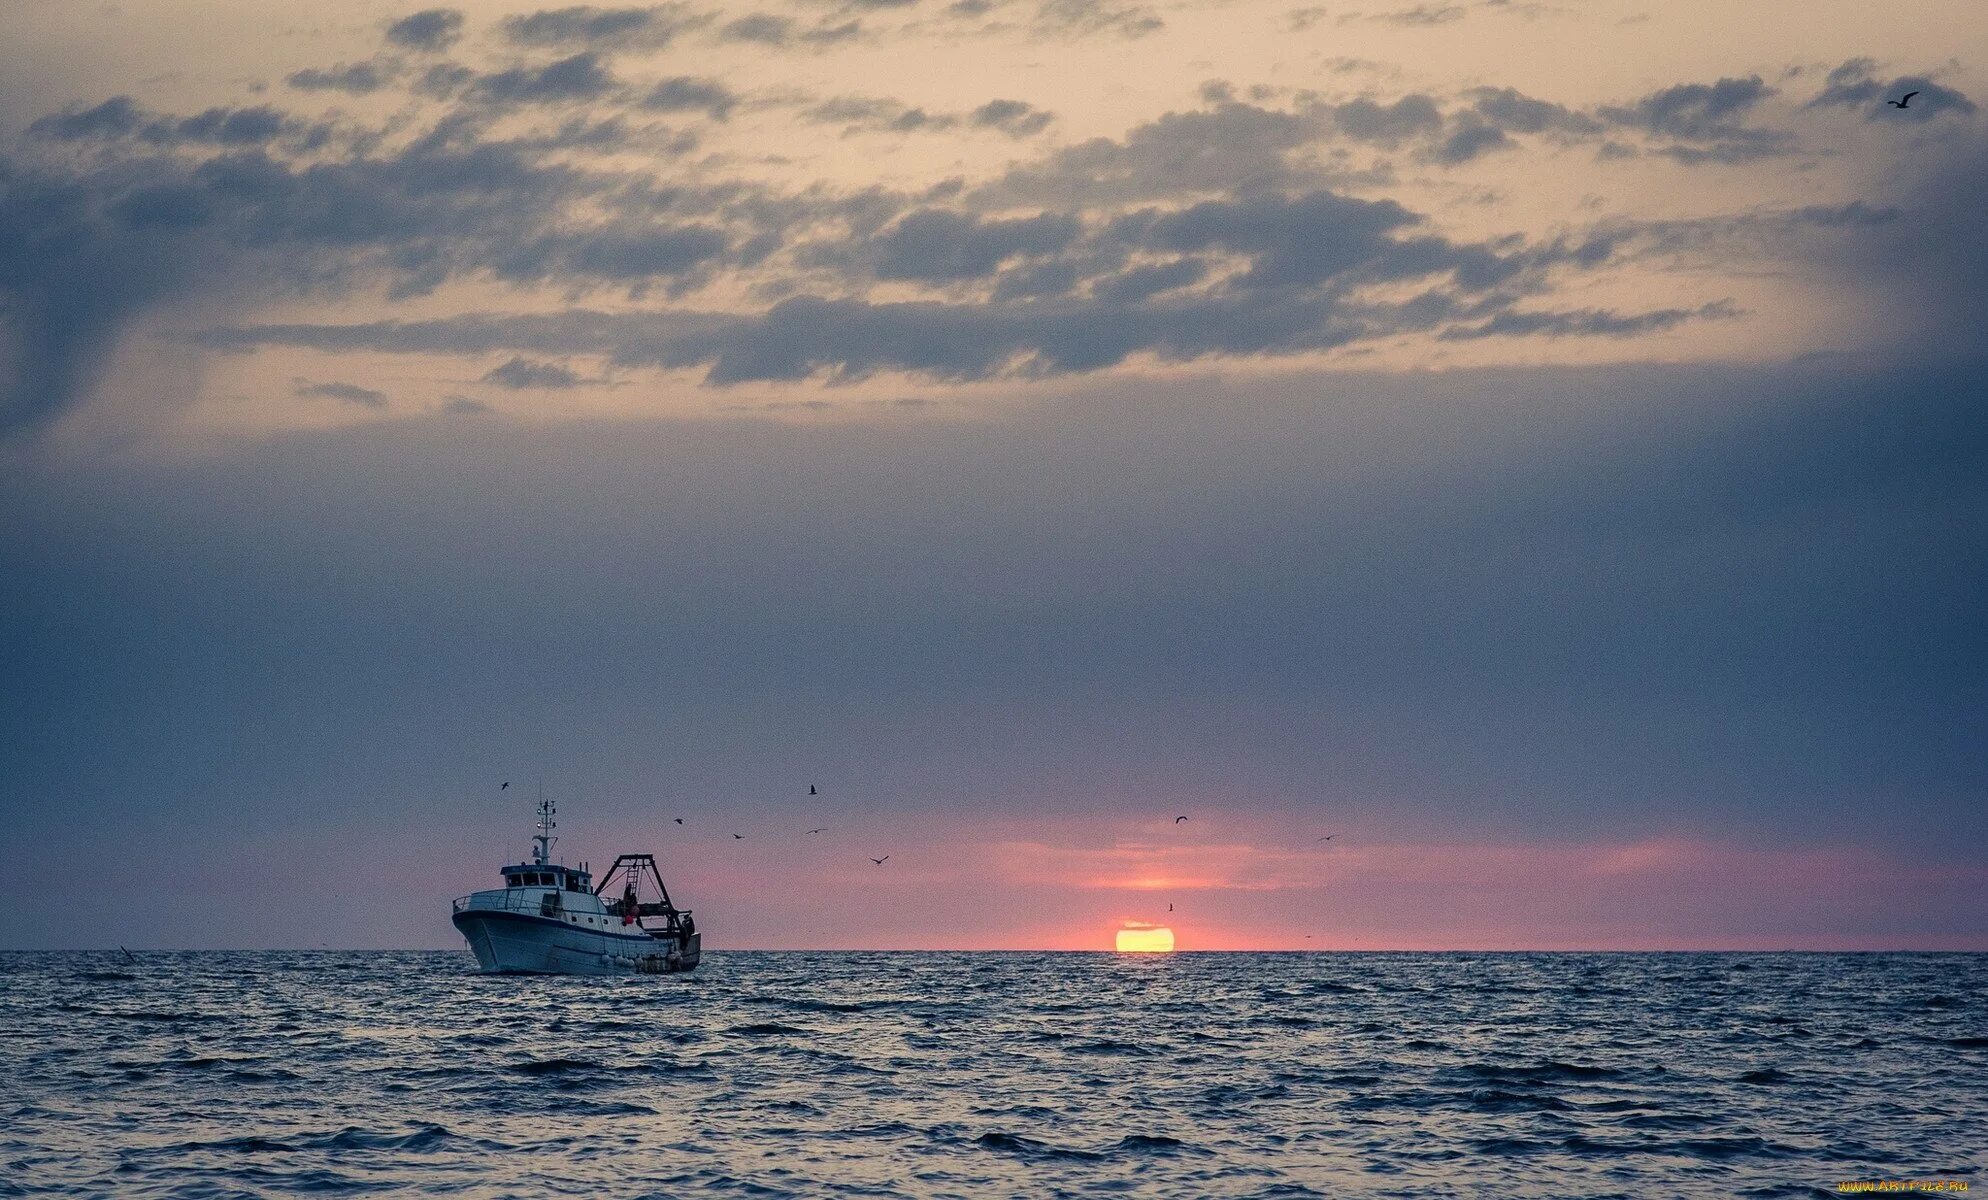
[452, 909, 700, 975]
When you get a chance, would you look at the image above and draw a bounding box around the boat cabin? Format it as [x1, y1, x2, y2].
[501, 864, 592, 893]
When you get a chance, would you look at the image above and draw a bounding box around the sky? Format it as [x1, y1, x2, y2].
[1, 0, 1983, 950]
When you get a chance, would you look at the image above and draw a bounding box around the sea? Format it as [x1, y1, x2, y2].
[2, 951, 1983, 1198]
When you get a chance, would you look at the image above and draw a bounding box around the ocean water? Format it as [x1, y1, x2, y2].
[2, 951, 1983, 1198]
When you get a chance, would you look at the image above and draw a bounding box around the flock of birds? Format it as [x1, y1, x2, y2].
[503, 783, 1341, 925]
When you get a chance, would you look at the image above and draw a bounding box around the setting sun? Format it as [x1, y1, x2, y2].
[1115, 925, 1175, 953]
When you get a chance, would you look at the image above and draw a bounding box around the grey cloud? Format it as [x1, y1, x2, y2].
[1119, 189, 1425, 290]
[1090, 257, 1206, 303]
[1465, 86, 1602, 136]
[1369, 4, 1465, 25]
[803, 95, 1050, 138]
[1437, 300, 1738, 340]
[971, 99, 1053, 137]
[806, 96, 956, 133]
[482, 356, 582, 388]
[474, 53, 618, 104]
[977, 101, 1317, 206]
[439, 394, 494, 414]
[715, 12, 864, 45]
[386, 9, 465, 51]
[501, 4, 702, 47]
[30, 100, 326, 149]
[1606, 77, 1775, 138]
[1319, 94, 1444, 144]
[26, 96, 145, 140]
[719, 13, 794, 42]
[287, 63, 391, 95]
[643, 77, 739, 120]
[295, 378, 389, 406]
[1032, 0, 1163, 38]
[1805, 60, 1976, 122]
[494, 222, 731, 290]
[1431, 120, 1510, 164]
[1596, 76, 1789, 163]
[871, 210, 1079, 281]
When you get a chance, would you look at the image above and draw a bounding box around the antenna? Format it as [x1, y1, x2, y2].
[532, 794, 558, 866]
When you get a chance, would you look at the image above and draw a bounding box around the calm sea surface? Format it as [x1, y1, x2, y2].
[3, 951, 1983, 1198]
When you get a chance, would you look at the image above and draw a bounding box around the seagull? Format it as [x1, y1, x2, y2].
[806, 828, 827, 835]
[733, 833, 744, 840]
[1315, 834, 1337, 842]
[871, 856, 889, 865]
[1888, 90, 1920, 109]
[501, 781, 509, 790]
[674, 818, 684, 824]
[1174, 815, 1188, 824]
[809, 785, 818, 795]
[1167, 903, 1173, 912]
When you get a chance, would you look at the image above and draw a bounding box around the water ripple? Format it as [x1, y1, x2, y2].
[2, 950, 1983, 1197]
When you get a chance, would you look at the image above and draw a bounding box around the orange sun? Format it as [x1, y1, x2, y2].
[1114, 924, 1175, 952]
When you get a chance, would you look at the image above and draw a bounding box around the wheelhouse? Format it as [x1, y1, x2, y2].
[500, 864, 592, 892]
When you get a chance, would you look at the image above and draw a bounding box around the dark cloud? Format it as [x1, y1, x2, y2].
[642, 77, 739, 120]
[0, 51, 1946, 435]
[970, 99, 1054, 137]
[805, 95, 955, 133]
[501, 4, 702, 47]
[481, 357, 582, 388]
[1437, 300, 1738, 340]
[295, 378, 389, 406]
[1429, 120, 1510, 164]
[385, 8, 465, 52]
[473, 53, 618, 104]
[1032, 0, 1163, 38]
[1089, 257, 1206, 303]
[719, 13, 794, 42]
[1464, 86, 1602, 136]
[439, 394, 494, 414]
[287, 62, 391, 95]
[1598, 76, 1788, 163]
[1319, 94, 1444, 144]
[871, 210, 1080, 281]
[713, 12, 864, 46]
[1805, 60, 1977, 123]
[26, 96, 145, 140]
[803, 95, 1051, 138]
[1368, 4, 1466, 26]
[30, 100, 326, 149]
[976, 101, 1317, 206]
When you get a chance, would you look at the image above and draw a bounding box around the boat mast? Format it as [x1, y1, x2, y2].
[532, 794, 558, 865]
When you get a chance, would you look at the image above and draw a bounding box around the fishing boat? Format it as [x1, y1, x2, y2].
[450, 798, 701, 975]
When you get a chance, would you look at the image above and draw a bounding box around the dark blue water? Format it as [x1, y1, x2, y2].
[2, 952, 1982, 1197]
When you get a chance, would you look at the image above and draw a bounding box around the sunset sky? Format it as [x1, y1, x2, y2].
[2, 0, 1983, 950]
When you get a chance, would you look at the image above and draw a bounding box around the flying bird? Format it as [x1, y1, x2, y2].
[674, 818, 683, 824]
[809, 785, 818, 795]
[871, 856, 889, 865]
[501, 781, 509, 790]
[806, 828, 827, 835]
[1174, 815, 1188, 824]
[733, 833, 745, 840]
[1315, 834, 1337, 842]
[1888, 91, 1920, 108]
[1167, 903, 1174, 912]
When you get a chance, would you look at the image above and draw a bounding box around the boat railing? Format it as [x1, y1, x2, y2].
[453, 891, 589, 916]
